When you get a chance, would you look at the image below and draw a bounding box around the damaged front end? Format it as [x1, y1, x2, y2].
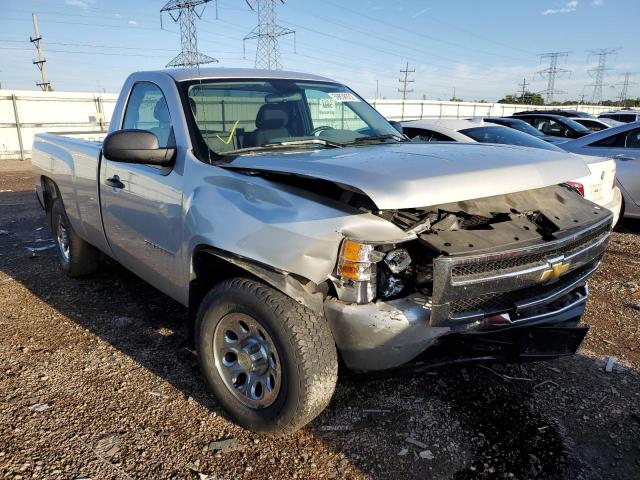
[325, 185, 613, 370]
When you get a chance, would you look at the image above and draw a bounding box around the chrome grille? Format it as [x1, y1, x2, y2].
[451, 222, 610, 278]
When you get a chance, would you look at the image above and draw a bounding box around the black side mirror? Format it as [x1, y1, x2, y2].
[103, 129, 175, 166]
[389, 121, 404, 134]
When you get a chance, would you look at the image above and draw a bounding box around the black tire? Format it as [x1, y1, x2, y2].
[196, 277, 338, 434]
[49, 198, 99, 277]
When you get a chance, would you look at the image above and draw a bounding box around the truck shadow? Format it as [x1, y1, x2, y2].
[1, 189, 639, 480]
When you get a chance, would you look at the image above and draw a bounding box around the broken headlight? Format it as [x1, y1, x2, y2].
[334, 240, 412, 303]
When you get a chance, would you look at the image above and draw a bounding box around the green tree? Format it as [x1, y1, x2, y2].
[498, 91, 544, 105]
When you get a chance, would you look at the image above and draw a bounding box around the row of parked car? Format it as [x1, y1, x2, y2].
[401, 109, 640, 224]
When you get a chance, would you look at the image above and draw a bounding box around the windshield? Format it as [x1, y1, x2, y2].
[559, 117, 591, 133]
[181, 79, 402, 156]
[460, 126, 564, 152]
[492, 119, 545, 137]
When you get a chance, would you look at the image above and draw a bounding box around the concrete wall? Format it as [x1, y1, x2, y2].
[0, 89, 618, 160]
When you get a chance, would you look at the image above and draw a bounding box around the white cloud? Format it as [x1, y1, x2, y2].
[542, 1, 579, 15]
[592, 0, 605, 5]
[128, 20, 138, 26]
[64, 0, 94, 9]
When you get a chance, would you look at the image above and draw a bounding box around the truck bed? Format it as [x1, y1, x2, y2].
[32, 132, 110, 256]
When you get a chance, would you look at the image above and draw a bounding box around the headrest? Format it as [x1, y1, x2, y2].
[153, 100, 170, 123]
[256, 104, 288, 129]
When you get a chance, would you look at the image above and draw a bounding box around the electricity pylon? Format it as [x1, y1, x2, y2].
[161, 0, 218, 67]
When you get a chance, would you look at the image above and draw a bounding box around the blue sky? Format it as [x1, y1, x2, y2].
[0, 0, 638, 101]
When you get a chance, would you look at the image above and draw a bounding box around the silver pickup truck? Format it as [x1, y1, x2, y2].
[32, 68, 612, 434]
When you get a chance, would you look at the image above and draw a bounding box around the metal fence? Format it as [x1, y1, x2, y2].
[0, 89, 619, 161]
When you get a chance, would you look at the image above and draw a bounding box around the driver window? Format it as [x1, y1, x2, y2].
[123, 82, 173, 148]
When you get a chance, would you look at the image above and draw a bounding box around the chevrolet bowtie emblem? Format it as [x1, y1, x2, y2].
[539, 260, 571, 283]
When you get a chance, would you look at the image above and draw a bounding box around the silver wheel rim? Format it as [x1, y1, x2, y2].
[56, 222, 70, 263]
[213, 313, 281, 409]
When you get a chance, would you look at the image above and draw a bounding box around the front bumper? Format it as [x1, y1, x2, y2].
[325, 215, 611, 371]
[325, 286, 589, 370]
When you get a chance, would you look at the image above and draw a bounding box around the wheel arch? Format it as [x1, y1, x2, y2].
[189, 245, 328, 317]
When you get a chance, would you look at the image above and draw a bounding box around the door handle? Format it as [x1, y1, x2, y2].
[105, 175, 125, 189]
[613, 154, 634, 161]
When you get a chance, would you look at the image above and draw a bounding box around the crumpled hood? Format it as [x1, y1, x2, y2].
[225, 142, 589, 210]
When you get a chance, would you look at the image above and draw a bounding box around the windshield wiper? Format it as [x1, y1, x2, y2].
[223, 138, 344, 155]
[349, 133, 408, 144]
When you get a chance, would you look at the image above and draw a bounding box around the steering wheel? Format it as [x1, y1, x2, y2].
[311, 125, 334, 136]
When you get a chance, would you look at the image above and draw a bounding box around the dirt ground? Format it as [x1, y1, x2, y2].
[1, 161, 639, 480]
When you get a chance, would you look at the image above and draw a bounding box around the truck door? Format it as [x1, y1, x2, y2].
[100, 80, 185, 300]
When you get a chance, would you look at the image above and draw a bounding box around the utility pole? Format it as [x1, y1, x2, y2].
[537, 52, 570, 104]
[375, 80, 379, 101]
[30, 12, 52, 91]
[398, 62, 414, 100]
[161, 0, 218, 67]
[616, 72, 636, 106]
[518, 77, 530, 104]
[244, 0, 296, 70]
[586, 48, 619, 105]
[398, 62, 414, 120]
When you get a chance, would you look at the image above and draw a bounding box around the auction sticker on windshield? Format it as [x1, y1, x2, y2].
[328, 92, 360, 102]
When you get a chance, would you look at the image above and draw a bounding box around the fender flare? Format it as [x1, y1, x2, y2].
[198, 248, 327, 314]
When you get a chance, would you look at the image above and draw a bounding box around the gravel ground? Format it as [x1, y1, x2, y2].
[1, 161, 639, 480]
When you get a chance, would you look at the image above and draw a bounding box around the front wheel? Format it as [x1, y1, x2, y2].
[196, 278, 338, 434]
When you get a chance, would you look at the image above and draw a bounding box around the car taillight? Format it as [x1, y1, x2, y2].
[566, 181, 585, 197]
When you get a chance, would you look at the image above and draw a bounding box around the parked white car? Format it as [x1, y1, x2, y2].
[401, 119, 622, 225]
[572, 117, 623, 131]
[560, 121, 640, 219]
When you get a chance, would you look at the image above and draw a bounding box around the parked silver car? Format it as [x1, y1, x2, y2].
[561, 121, 640, 219]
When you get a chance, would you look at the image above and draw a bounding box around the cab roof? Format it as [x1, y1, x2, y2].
[146, 67, 337, 84]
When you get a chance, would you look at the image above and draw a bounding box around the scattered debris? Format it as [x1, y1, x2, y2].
[605, 356, 616, 373]
[319, 425, 351, 432]
[397, 448, 409, 456]
[405, 437, 428, 449]
[419, 449, 434, 460]
[0, 229, 9, 235]
[479, 365, 534, 382]
[26, 244, 56, 251]
[207, 438, 244, 453]
[28, 403, 50, 412]
[546, 366, 561, 374]
[94, 433, 122, 459]
[363, 409, 391, 414]
[147, 391, 169, 399]
[461, 368, 470, 381]
[534, 380, 559, 390]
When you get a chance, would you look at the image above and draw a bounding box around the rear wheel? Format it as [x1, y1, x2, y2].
[49, 198, 99, 277]
[196, 277, 337, 434]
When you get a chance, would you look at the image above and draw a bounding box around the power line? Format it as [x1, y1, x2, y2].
[243, 0, 295, 70]
[586, 48, 620, 104]
[160, 0, 218, 67]
[537, 52, 570, 104]
[30, 12, 52, 91]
